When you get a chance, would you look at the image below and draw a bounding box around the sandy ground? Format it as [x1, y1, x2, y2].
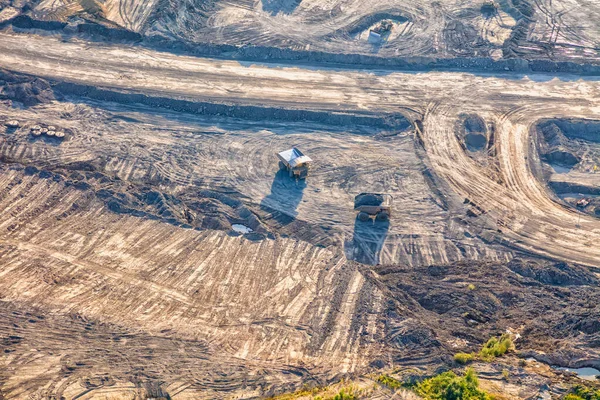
[13, 0, 600, 63]
[0, 31, 599, 398]
[1, 32, 599, 265]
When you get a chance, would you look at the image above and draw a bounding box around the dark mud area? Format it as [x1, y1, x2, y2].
[536, 119, 600, 217]
[548, 119, 600, 144]
[550, 182, 600, 196]
[3, 14, 141, 41]
[459, 114, 488, 152]
[0, 69, 55, 107]
[538, 121, 581, 167]
[368, 257, 600, 368]
[54, 82, 409, 130]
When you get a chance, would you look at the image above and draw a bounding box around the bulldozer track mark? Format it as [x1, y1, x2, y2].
[1, 27, 600, 398]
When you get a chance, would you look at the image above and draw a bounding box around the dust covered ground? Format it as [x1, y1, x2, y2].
[1, 0, 600, 65]
[0, 17, 599, 400]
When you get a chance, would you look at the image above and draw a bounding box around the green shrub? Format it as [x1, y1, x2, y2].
[565, 395, 585, 400]
[454, 353, 475, 365]
[415, 368, 492, 400]
[563, 385, 600, 400]
[377, 374, 403, 390]
[468, 284, 476, 291]
[332, 389, 358, 400]
[479, 334, 513, 361]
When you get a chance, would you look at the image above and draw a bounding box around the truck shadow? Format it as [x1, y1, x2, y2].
[260, 168, 306, 224]
[369, 40, 384, 54]
[346, 217, 390, 265]
[261, 0, 301, 15]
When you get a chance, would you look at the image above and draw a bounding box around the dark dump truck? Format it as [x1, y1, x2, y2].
[354, 193, 393, 222]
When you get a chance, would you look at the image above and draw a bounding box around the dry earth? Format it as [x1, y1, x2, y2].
[0, 16, 598, 400]
[2, 0, 600, 64]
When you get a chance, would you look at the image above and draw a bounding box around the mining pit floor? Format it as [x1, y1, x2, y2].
[0, 19, 599, 400]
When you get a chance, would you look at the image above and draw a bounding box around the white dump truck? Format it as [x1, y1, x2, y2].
[277, 147, 312, 179]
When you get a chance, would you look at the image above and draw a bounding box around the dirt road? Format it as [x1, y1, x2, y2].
[1, 30, 600, 398]
[0, 32, 593, 112]
[1, 32, 599, 267]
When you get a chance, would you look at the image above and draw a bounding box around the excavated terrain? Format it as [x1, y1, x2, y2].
[536, 119, 600, 217]
[1, 0, 600, 67]
[0, 4, 599, 399]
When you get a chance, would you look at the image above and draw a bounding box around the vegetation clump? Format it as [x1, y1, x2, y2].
[269, 382, 365, 400]
[331, 389, 358, 400]
[454, 352, 476, 365]
[415, 368, 492, 400]
[313, 387, 360, 400]
[376, 374, 403, 390]
[564, 385, 600, 400]
[478, 334, 513, 362]
[454, 334, 513, 365]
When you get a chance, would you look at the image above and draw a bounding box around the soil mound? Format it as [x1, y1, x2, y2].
[538, 122, 580, 166]
[0, 69, 55, 106]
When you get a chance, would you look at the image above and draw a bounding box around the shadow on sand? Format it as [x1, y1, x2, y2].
[260, 168, 306, 224]
[261, 0, 301, 15]
[346, 216, 389, 265]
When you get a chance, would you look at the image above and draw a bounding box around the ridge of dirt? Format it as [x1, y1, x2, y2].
[0, 22, 600, 399]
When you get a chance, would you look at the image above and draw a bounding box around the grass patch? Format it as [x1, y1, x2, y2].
[415, 367, 492, 400]
[376, 374, 403, 390]
[564, 385, 600, 400]
[454, 352, 476, 365]
[478, 334, 513, 362]
[314, 386, 361, 400]
[329, 389, 358, 400]
[270, 383, 366, 400]
[454, 334, 513, 365]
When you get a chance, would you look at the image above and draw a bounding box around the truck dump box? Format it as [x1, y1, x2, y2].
[354, 193, 392, 221]
[354, 193, 386, 208]
[277, 147, 312, 179]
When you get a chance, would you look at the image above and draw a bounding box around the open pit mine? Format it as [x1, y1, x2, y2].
[0, 0, 600, 399]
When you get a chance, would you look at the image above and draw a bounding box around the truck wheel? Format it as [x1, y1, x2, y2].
[358, 212, 370, 222]
[376, 212, 389, 222]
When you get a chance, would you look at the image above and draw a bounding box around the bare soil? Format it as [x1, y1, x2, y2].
[0, 19, 598, 400]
